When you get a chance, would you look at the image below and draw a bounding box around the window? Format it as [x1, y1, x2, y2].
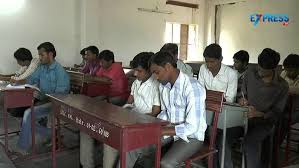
[164, 22, 199, 60]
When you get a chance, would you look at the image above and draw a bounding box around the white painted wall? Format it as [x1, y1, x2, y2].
[217, 0, 299, 65]
[94, 0, 203, 66]
[0, 0, 81, 74]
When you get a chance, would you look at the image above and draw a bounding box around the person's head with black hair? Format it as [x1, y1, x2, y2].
[37, 42, 56, 65]
[99, 50, 115, 69]
[257, 48, 280, 85]
[283, 54, 299, 80]
[130, 52, 154, 82]
[160, 43, 179, 60]
[150, 51, 178, 85]
[80, 48, 87, 60]
[203, 43, 223, 75]
[85, 46, 99, 63]
[233, 50, 249, 73]
[14, 48, 33, 67]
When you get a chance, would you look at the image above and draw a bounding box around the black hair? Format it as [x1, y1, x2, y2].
[14, 48, 33, 62]
[203, 43, 222, 59]
[99, 50, 115, 63]
[85, 46, 99, 57]
[150, 51, 177, 68]
[258, 48, 280, 69]
[233, 50, 249, 65]
[160, 43, 178, 58]
[37, 42, 56, 58]
[283, 54, 299, 69]
[80, 48, 86, 56]
[130, 52, 154, 71]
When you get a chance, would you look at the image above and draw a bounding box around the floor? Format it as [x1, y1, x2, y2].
[0, 108, 299, 168]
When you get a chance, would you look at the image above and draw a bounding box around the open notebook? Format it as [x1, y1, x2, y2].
[5, 84, 40, 92]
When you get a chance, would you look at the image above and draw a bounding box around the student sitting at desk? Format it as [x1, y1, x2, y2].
[233, 50, 249, 99]
[81, 46, 101, 76]
[280, 54, 299, 140]
[197, 44, 238, 168]
[0, 48, 40, 82]
[103, 52, 161, 168]
[14, 42, 70, 155]
[74, 48, 87, 69]
[281, 54, 299, 94]
[117, 51, 206, 168]
[237, 48, 288, 168]
[198, 43, 238, 103]
[80, 50, 128, 168]
[160, 43, 193, 77]
[0, 48, 40, 117]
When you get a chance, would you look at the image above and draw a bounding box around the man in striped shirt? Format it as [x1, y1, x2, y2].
[117, 51, 207, 168]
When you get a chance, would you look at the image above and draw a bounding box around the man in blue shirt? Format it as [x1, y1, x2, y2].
[16, 42, 70, 154]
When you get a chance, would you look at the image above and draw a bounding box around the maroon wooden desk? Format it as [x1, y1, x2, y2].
[48, 94, 168, 168]
[0, 88, 35, 156]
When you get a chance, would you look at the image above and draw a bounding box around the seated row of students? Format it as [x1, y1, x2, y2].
[1, 41, 298, 168]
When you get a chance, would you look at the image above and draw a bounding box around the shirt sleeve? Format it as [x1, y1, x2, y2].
[81, 63, 90, 74]
[12, 58, 40, 80]
[175, 82, 207, 142]
[198, 65, 206, 88]
[225, 70, 238, 103]
[185, 63, 193, 77]
[264, 83, 289, 123]
[27, 66, 41, 85]
[152, 83, 161, 106]
[157, 86, 168, 121]
[130, 80, 137, 96]
[54, 67, 70, 94]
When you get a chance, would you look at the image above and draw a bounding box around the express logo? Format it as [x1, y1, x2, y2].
[250, 13, 289, 27]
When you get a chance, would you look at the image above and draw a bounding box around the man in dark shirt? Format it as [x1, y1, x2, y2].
[233, 50, 249, 100]
[239, 48, 289, 168]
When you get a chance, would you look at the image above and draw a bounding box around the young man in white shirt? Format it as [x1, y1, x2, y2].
[117, 51, 207, 168]
[198, 43, 238, 103]
[0, 48, 40, 82]
[160, 43, 193, 77]
[198, 44, 238, 168]
[103, 52, 161, 168]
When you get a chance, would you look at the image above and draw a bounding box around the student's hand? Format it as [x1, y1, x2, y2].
[10, 78, 17, 84]
[245, 106, 264, 118]
[161, 126, 175, 136]
[238, 98, 248, 106]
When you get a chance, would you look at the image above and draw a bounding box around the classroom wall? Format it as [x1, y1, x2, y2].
[91, 0, 204, 66]
[216, 0, 299, 65]
[0, 0, 81, 74]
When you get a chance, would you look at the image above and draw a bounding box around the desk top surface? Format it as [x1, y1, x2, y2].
[48, 94, 168, 128]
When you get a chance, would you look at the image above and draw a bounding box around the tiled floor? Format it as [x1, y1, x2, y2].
[0, 108, 299, 168]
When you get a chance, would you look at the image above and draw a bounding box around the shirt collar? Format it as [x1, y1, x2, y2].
[48, 61, 58, 70]
[164, 71, 183, 90]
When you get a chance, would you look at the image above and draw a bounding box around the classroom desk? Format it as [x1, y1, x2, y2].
[48, 94, 168, 168]
[0, 83, 35, 156]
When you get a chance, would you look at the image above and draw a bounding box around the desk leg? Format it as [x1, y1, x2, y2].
[221, 108, 227, 168]
[51, 108, 56, 168]
[57, 118, 61, 150]
[31, 105, 36, 156]
[4, 106, 8, 154]
[155, 135, 161, 168]
[120, 150, 126, 168]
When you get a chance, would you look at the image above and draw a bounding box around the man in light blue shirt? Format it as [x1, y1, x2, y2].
[17, 42, 70, 154]
[118, 51, 206, 168]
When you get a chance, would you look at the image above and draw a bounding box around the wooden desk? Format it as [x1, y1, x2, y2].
[48, 94, 168, 168]
[0, 86, 35, 156]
